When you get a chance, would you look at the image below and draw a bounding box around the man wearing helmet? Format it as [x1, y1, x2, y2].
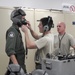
[5, 9, 27, 75]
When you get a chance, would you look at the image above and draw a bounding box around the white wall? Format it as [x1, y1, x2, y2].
[23, 9, 36, 73]
[34, 9, 65, 34]
[64, 12, 75, 37]
[0, 7, 13, 75]
[0, 7, 75, 75]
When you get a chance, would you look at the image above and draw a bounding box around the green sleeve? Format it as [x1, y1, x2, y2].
[5, 28, 17, 56]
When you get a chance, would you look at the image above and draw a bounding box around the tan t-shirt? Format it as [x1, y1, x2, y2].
[35, 33, 54, 63]
[54, 33, 75, 56]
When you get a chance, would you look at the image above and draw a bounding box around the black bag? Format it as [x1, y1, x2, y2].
[5, 70, 10, 75]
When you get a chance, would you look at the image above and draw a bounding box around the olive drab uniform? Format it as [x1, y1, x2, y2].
[5, 24, 26, 73]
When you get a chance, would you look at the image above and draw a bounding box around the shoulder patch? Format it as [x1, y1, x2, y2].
[8, 32, 15, 38]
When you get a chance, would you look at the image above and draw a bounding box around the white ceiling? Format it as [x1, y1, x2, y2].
[0, 0, 75, 10]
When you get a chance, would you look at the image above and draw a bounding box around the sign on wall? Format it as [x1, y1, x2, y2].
[62, 3, 75, 13]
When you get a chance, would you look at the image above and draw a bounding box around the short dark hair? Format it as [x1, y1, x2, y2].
[39, 16, 54, 30]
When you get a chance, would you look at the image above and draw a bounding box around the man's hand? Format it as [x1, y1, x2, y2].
[26, 21, 32, 31]
[21, 25, 28, 33]
[10, 55, 18, 64]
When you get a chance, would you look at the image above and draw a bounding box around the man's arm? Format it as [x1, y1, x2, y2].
[10, 55, 18, 64]
[5, 30, 18, 64]
[26, 21, 40, 39]
[72, 45, 75, 49]
[21, 25, 37, 49]
[29, 29, 40, 39]
[72, 45, 75, 52]
[69, 34, 75, 53]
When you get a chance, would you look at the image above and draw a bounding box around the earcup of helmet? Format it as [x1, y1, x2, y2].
[12, 17, 22, 27]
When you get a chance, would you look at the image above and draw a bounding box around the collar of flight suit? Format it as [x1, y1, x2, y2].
[12, 23, 20, 33]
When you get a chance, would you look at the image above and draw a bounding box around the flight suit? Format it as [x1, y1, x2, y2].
[5, 24, 26, 73]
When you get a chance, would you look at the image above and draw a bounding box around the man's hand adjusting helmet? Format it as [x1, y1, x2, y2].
[11, 9, 27, 27]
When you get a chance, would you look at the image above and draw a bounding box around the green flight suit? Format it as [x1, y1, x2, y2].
[5, 24, 26, 73]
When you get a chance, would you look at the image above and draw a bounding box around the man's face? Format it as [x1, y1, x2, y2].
[22, 16, 25, 19]
[57, 23, 65, 33]
[38, 21, 44, 33]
